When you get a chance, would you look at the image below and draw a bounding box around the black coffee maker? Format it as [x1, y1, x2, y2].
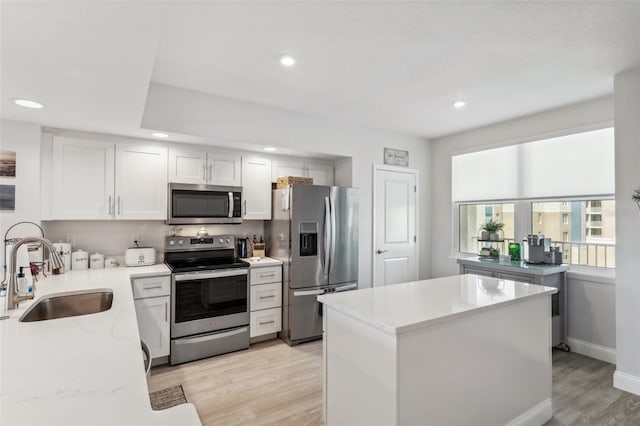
[237, 237, 249, 258]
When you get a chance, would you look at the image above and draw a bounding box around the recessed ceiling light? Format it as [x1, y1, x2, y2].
[151, 132, 169, 138]
[452, 100, 467, 109]
[280, 55, 296, 67]
[264, 147, 277, 152]
[13, 98, 44, 109]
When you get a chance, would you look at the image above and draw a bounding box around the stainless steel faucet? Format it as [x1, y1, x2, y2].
[4, 236, 64, 311]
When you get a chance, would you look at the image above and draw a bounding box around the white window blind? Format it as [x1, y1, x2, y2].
[451, 127, 614, 202]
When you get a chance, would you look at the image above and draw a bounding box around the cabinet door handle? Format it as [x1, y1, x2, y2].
[259, 273, 275, 278]
[259, 295, 276, 299]
[203, 163, 207, 181]
[259, 320, 275, 326]
[143, 285, 162, 290]
[165, 302, 168, 322]
[117, 196, 121, 215]
[243, 200, 247, 216]
[108, 195, 112, 216]
[209, 163, 213, 182]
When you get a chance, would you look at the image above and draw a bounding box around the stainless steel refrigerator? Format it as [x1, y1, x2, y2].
[266, 184, 359, 345]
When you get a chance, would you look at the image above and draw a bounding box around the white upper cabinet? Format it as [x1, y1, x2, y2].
[50, 136, 167, 220]
[305, 161, 334, 186]
[168, 147, 241, 186]
[115, 145, 167, 220]
[271, 159, 334, 186]
[242, 156, 272, 220]
[168, 147, 207, 184]
[52, 137, 115, 220]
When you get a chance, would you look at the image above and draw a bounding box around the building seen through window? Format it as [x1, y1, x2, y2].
[531, 200, 615, 267]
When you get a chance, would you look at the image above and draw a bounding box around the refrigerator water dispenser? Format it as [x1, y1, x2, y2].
[299, 222, 318, 257]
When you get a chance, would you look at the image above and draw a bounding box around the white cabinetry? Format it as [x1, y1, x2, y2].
[271, 159, 334, 186]
[132, 275, 171, 362]
[50, 136, 167, 220]
[249, 263, 282, 339]
[168, 147, 241, 186]
[52, 137, 115, 219]
[242, 156, 272, 220]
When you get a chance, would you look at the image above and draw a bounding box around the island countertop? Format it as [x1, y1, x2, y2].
[318, 274, 557, 335]
[0, 265, 200, 426]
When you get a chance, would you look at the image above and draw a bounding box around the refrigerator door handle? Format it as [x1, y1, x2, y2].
[329, 194, 337, 274]
[333, 283, 358, 292]
[323, 196, 331, 275]
[293, 289, 326, 297]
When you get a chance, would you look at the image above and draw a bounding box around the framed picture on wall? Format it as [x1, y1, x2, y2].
[384, 148, 409, 167]
[0, 184, 16, 211]
[0, 151, 16, 177]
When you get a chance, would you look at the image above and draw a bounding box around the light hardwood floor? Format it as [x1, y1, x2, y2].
[148, 339, 323, 425]
[149, 340, 640, 426]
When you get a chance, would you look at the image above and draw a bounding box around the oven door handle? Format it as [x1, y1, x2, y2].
[174, 269, 248, 281]
[174, 327, 248, 345]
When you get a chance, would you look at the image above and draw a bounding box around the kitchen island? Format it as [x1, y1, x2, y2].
[318, 274, 557, 426]
[0, 265, 200, 426]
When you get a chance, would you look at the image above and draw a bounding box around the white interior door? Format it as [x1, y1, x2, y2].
[373, 166, 418, 286]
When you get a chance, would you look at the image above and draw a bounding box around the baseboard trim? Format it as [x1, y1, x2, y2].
[506, 399, 552, 426]
[567, 337, 616, 364]
[614, 371, 640, 396]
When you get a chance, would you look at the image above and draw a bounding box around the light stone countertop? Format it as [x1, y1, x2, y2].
[0, 265, 201, 426]
[457, 255, 570, 275]
[318, 274, 557, 336]
[242, 257, 284, 267]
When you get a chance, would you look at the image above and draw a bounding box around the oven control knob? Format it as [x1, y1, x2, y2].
[226, 237, 231, 243]
[169, 240, 175, 246]
[178, 239, 184, 245]
[218, 238, 224, 244]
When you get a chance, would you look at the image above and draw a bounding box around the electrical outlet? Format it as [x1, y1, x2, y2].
[130, 234, 140, 247]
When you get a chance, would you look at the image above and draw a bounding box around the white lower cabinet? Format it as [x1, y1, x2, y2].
[249, 263, 283, 339]
[250, 308, 282, 338]
[132, 275, 170, 361]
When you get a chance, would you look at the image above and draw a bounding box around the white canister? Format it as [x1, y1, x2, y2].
[71, 250, 89, 270]
[90, 252, 105, 269]
[52, 242, 72, 273]
[105, 257, 119, 268]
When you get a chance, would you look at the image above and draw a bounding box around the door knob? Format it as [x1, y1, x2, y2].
[376, 249, 388, 254]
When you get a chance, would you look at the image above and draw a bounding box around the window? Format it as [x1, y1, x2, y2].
[531, 200, 615, 268]
[459, 203, 514, 254]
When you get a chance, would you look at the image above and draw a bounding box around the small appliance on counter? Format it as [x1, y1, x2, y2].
[124, 247, 156, 266]
[524, 234, 563, 265]
[53, 242, 72, 273]
[237, 237, 249, 258]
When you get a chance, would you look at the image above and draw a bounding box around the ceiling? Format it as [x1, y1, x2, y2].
[1, 1, 639, 143]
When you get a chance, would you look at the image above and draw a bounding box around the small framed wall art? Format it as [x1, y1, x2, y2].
[383, 148, 409, 167]
[0, 151, 16, 177]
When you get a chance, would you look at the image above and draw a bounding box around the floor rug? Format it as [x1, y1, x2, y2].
[149, 384, 187, 411]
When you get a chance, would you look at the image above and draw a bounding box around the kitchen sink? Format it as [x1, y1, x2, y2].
[19, 289, 114, 322]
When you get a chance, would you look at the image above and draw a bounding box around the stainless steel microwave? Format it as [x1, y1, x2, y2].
[167, 183, 242, 225]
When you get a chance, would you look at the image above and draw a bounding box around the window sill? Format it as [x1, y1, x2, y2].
[566, 266, 615, 285]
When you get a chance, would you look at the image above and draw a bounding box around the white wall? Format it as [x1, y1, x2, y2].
[429, 96, 616, 362]
[0, 119, 43, 266]
[142, 83, 432, 286]
[613, 67, 640, 394]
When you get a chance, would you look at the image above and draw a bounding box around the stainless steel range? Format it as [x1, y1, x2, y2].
[165, 235, 250, 365]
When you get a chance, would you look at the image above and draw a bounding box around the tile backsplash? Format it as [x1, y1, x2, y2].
[42, 220, 265, 261]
